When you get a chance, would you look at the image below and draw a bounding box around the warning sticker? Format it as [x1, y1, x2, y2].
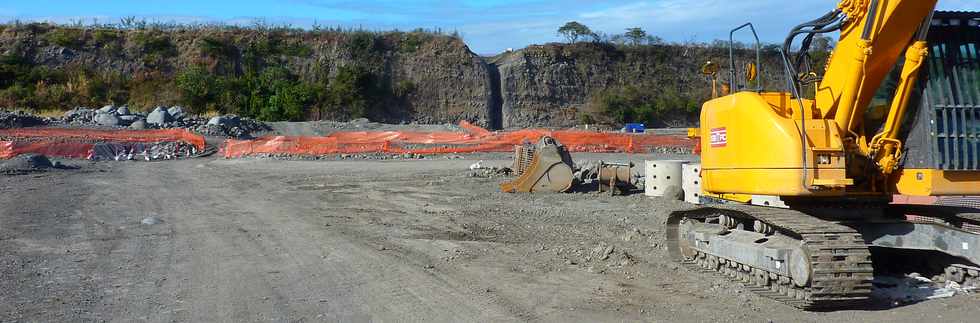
[710, 127, 727, 148]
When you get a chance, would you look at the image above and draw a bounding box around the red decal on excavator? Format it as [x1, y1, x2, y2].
[710, 127, 727, 147]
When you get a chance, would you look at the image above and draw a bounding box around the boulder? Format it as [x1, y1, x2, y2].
[118, 115, 142, 126]
[129, 120, 147, 130]
[207, 115, 241, 128]
[0, 154, 53, 173]
[116, 106, 130, 115]
[146, 107, 173, 125]
[98, 105, 116, 114]
[119, 115, 142, 122]
[167, 106, 186, 120]
[64, 107, 93, 120]
[95, 113, 121, 126]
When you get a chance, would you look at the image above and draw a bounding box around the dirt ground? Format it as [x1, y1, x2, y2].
[1, 153, 978, 322]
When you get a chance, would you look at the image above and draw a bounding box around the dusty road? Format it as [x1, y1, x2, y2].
[1, 154, 978, 322]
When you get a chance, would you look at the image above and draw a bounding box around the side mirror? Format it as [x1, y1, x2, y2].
[744, 62, 758, 82]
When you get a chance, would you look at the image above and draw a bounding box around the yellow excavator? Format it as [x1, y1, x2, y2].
[668, 0, 980, 309]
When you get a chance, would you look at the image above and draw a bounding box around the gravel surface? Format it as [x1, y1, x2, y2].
[1, 153, 978, 322]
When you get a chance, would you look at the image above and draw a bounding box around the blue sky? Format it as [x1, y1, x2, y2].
[0, 0, 974, 54]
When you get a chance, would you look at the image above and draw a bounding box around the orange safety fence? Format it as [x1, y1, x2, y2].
[0, 128, 206, 159]
[0, 141, 95, 159]
[222, 122, 694, 158]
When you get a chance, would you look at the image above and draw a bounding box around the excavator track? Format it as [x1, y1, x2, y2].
[666, 204, 874, 309]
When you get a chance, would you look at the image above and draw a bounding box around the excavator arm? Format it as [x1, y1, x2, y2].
[813, 0, 938, 170]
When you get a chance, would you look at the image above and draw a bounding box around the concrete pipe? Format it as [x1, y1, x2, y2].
[645, 160, 688, 199]
[682, 163, 702, 204]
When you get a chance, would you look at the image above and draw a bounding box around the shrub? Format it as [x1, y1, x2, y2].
[398, 32, 428, 54]
[176, 66, 216, 111]
[133, 31, 176, 56]
[281, 42, 312, 57]
[45, 28, 85, 49]
[347, 32, 380, 60]
[92, 29, 120, 44]
[0, 84, 31, 108]
[592, 85, 700, 127]
[324, 65, 378, 119]
[199, 37, 237, 59]
[393, 80, 416, 98]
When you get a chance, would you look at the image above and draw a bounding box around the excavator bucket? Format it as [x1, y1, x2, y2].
[501, 136, 574, 193]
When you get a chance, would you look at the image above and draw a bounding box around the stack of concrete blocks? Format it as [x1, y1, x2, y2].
[682, 163, 702, 204]
[644, 160, 688, 200]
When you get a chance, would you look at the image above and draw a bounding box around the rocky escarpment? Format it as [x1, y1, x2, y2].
[0, 24, 494, 125]
[0, 24, 785, 129]
[491, 43, 784, 128]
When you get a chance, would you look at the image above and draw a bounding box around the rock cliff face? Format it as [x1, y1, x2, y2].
[492, 43, 783, 128]
[0, 24, 782, 128]
[0, 24, 495, 125]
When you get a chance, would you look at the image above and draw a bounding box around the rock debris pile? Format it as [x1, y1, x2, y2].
[0, 110, 48, 129]
[0, 154, 75, 175]
[59, 106, 270, 138]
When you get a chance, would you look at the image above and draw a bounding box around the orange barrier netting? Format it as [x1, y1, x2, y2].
[0, 141, 95, 159]
[0, 128, 206, 159]
[222, 122, 694, 158]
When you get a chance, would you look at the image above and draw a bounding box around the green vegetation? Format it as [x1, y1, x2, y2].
[623, 28, 647, 46]
[45, 28, 85, 48]
[590, 85, 701, 127]
[92, 29, 120, 44]
[0, 20, 830, 127]
[175, 66, 318, 121]
[0, 53, 131, 109]
[0, 23, 430, 121]
[398, 31, 430, 54]
[132, 31, 175, 54]
[199, 36, 237, 59]
[557, 21, 594, 43]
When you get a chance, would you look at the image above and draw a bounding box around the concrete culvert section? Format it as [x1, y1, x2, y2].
[645, 160, 688, 200]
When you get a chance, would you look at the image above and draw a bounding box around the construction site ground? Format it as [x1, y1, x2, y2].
[2, 152, 978, 322]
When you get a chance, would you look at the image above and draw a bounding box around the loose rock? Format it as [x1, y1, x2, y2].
[129, 120, 147, 130]
[141, 217, 163, 225]
[167, 106, 186, 120]
[147, 107, 173, 125]
[0, 154, 54, 174]
[95, 113, 121, 126]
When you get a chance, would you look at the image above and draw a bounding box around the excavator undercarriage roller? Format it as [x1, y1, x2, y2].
[666, 205, 875, 309]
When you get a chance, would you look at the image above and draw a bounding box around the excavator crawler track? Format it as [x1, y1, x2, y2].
[666, 205, 874, 309]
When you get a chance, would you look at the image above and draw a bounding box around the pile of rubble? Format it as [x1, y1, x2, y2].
[0, 110, 48, 129]
[60, 105, 270, 138]
[0, 154, 74, 175]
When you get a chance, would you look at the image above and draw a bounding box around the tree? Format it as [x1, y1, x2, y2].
[809, 35, 836, 72]
[557, 21, 593, 43]
[624, 27, 648, 46]
[175, 66, 216, 111]
[811, 35, 835, 53]
[646, 35, 664, 45]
